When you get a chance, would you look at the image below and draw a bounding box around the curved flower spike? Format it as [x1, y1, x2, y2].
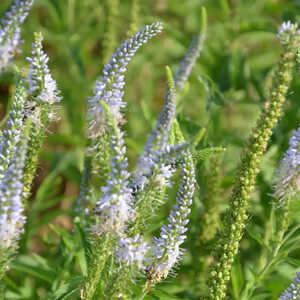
[0, 0, 34, 73]
[133, 67, 176, 196]
[87, 22, 163, 139]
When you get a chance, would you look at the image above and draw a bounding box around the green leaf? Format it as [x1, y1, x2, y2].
[11, 255, 56, 283]
[192, 147, 226, 162]
[245, 227, 270, 250]
[50, 276, 84, 300]
[231, 257, 244, 299]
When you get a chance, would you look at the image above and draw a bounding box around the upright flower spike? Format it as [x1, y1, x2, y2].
[26, 32, 61, 107]
[174, 7, 207, 89]
[87, 22, 163, 138]
[0, 131, 28, 250]
[148, 149, 196, 283]
[92, 101, 133, 235]
[207, 22, 300, 300]
[0, 0, 34, 73]
[133, 67, 176, 193]
[273, 125, 300, 206]
[278, 272, 300, 300]
[22, 32, 61, 200]
[0, 76, 26, 181]
[132, 6, 207, 195]
[82, 101, 133, 300]
[0, 120, 29, 284]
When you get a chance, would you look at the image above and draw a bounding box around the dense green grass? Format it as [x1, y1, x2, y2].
[1, 0, 300, 299]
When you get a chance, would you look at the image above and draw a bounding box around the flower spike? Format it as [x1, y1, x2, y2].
[174, 6, 207, 89]
[273, 125, 300, 206]
[26, 32, 61, 107]
[22, 32, 61, 200]
[133, 67, 176, 195]
[0, 76, 26, 180]
[149, 149, 196, 283]
[92, 101, 133, 234]
[0, 130, 28, 250]
[87, 22, 163, 138]
[0, 0, 34, 73]
[279, 272, 300, 300]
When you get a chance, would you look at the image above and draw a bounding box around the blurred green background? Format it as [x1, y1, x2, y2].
[1, 0, 300, 299]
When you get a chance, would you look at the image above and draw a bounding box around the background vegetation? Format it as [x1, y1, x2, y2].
[0, 0, 300, 299]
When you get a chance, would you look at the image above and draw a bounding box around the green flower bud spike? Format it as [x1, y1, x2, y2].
[207, 22, 300, 300]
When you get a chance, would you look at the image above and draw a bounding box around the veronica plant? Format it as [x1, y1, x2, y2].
[0, 0, 34, 73]
[78, 12, 209, 296]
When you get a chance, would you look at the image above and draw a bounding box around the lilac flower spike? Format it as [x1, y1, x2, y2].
[92, 101, 133, 234]
[27, 32, 61, 107]
[87, 22, 163, 139]
[148, 150, 196, 282]
[278, 272, 300, 300]
[133, 67, 176, 193]
[273, 125, 300, 206]
[0, 129, 28, 250]
[0, 0, 34, 73]
[116, 234, 150, 269]
[0, 78, 26, 181]
[174, 7, 207, 90]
